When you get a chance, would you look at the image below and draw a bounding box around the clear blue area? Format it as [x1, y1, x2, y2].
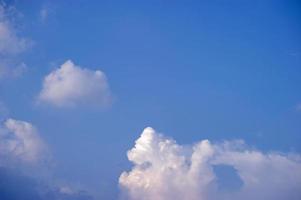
[213, 165, 243, 192]
[1, 0, 300, 199]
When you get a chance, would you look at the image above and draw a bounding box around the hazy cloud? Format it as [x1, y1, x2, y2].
[38, 60, 112, 107]
[0, 118, 48, 165]
[0, 6, 28, 55]
[119, 127, 301, 200]
[39, 2, 56, 23]
[0, 3, 31, 79]
[0, 167, 94, 200]
[39, 8, 48, 22]
[0, 118, 95, 199]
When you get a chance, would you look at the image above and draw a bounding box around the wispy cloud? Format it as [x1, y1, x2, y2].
[39, 7, 48, 22]
[39, 2, 56, 23]
[0, 3, 32, 79]
[119, 127, 301, 200]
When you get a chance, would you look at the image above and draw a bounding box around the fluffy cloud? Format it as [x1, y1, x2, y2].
[38, 60, 112, 107]
[119, 127, 301, 200]
[0, 4, 31, 78]
[0, 118, 48, 165]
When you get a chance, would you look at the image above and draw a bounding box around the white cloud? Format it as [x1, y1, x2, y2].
[0, 118, 48, 165]
[38, 60, 112, 107]
[0, 4, 31, 79]
[119, 127, 301, 200]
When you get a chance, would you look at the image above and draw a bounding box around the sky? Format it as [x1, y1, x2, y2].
[0, 0, 301, 200]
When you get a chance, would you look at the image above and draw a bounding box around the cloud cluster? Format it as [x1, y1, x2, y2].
[38, 60, 112, 107]
[0, 4, 31, 78]
[119, 127, 301, 200]
[0, 118, 48, 165]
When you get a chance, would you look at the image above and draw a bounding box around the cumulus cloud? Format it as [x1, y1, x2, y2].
[119, 127, 301, 200]
[0, 3, 31, 79]
[0, 118, 48, 165]
[38, 60, 112, 107]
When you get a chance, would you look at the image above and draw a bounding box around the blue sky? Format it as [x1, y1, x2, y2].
[0, 1, 301, 200]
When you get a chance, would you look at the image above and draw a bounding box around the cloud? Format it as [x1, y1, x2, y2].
[0, 118, 95, 199]
[0, 6, 28, 55]
[0, 167, 94, 200]
[39, 7, 48, 22]
[39, 3, 55, 23]
[0, 60, 27, 78]
[0, 118, 48, 165]
[38, 60, 112, 107]
[0, 3, 31, 79]
[119, 127, 301, 200]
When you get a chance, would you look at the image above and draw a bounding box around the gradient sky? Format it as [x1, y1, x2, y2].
[0, 1, 301, 199]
